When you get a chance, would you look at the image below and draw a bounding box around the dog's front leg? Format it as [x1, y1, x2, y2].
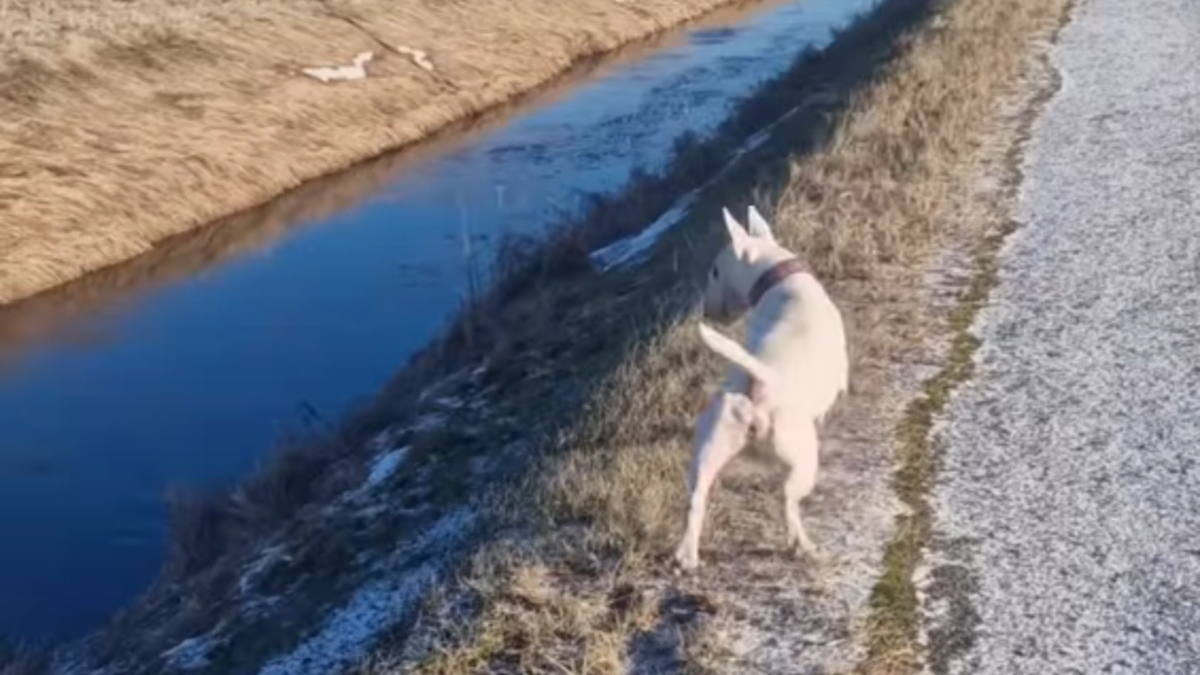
[675, 391, 754, 571]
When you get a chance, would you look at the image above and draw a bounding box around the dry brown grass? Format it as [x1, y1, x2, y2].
[0, 0, 759, 305]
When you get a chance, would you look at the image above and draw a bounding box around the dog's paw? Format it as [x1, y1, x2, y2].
[786, 533, 822, 560]
[795, 543, 830, 566]
[674, 545, 701, 572]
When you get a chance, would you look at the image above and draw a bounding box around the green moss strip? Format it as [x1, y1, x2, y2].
[859, 0, 1075, 668]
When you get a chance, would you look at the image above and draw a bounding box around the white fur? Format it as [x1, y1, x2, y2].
[675, 205, 849, 571]
[697, 322, 777, 387]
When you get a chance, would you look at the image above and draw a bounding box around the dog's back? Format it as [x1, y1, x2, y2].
[742, 272, 847, 421]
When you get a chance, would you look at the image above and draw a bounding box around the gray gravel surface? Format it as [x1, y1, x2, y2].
[926, 0, 1200, 672]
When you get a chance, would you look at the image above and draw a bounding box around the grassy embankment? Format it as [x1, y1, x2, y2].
[386, 0, 1076, 672]
[0, 0, 753, 305]
[0, 0, 1073, 671]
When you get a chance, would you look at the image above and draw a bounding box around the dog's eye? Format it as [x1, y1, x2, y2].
[710, 267, 719, 280]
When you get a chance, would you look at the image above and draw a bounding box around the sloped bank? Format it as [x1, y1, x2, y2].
[24, 0, 907, 671]
[9, 0, 1073, 671]
[0, 0, 755, 305]
[392, 0, 1077, 672]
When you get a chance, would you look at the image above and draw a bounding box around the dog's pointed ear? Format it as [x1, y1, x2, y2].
[746, 206, 775, 242]
[722, 207, 751, 257]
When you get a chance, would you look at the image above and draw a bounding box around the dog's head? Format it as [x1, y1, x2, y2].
[702, 205, 780, 323]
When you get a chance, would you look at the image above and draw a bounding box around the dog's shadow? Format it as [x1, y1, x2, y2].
[625, 552, 840, 674]
[625, 589, 720, 675]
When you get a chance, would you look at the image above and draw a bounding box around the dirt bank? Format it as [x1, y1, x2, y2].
[0, 0, 752, 305]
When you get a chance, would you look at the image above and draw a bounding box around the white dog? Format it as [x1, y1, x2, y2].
[674, 206, 848, 571]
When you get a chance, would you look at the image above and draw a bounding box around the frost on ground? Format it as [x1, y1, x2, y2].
[150, 509, 479, 675]
[161, 636, 214, 671]
[49, 362, 509, 675]
[928, 0, 1200, 672]
[256, 509, 479, 675]
[365, 447, 411, 490]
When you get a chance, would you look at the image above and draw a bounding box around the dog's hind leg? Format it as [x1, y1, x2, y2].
[675, 391, 754, 571]
[776, 414, 821, 558]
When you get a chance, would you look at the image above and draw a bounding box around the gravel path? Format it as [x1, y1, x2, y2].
[927, 0, 1200, 672]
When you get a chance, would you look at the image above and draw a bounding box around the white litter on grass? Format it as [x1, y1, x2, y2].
[395, 45, 435, 72]
[254, 509, 479, 675]
[587, 99, 806, 272]
[161, 636, 215, 671]
[365, 446, 410, 489]
[302, 51, 374, 83]
[589, 192, 700, 270]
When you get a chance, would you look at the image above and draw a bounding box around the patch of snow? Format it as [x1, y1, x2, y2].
[254, 508, 480, 675]
[301, 52, 374, 83]
[161, 636, 215, 671]
[430, 396, 464, 410]
[412, 412, 447, 432]
[366, 427, 403, 454]
[357, 501, 430, 521]
[52, 665, 114, 675]
[589, 192, 700, 270]
[365, 446, 410, 489]
[238, 545, 290, 597]
[418, 367, 477, 403]
[50, 651, 116, 675]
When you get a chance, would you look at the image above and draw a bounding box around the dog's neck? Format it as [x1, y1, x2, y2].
[748, 257, 810, 308]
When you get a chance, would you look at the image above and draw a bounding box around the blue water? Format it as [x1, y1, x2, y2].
[0, 0, 877, 640]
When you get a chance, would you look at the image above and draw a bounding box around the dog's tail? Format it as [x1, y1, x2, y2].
[697, 322, 777, 386]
